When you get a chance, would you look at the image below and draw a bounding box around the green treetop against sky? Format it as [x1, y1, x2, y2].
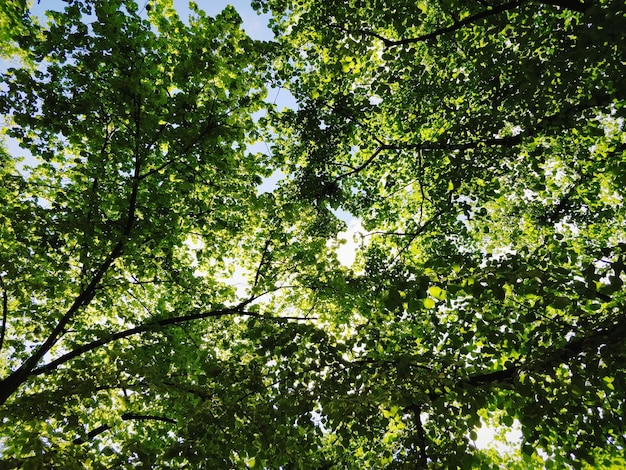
[0, 0, 625, 468]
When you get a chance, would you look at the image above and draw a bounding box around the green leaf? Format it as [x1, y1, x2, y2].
[3, 0, 626, 468]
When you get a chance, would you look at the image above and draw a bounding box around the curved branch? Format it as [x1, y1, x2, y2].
[335, 135, 523, 181]
[73, 424, 110, 445]
[32, 291, 317, 377]
[33, 305, 253, 377]
[334, 90, 614, 183]
[332, 1, 526, 48]
[335, 145, 385, 181]
[332, 0, 589, 49]
[388, 0, 526, 48]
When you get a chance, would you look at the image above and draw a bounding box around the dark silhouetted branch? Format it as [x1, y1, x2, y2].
[0, 276, 7, 352]
[73, 413, 176, 444]
[332, 0, 589, 49]
[33, 292, 316, 377]
[332, 1, 526, 49]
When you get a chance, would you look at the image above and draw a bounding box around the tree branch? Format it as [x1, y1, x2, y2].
[332, 0, 589, 49]
[0, 275, 7, 352]
[392, 205, 450, 262]
[335, 145, 385, 181]
[446, 312, 626, 396]
[334, 90, 615, 184]
[0, 152, 143, 405]
[332, 1, 526, 48]
[32, 292, 316, 376]
[253, 239, 272, 290]
[73, 424, 110, 445]
[33, 304, 252, 377]
[335, 135, 523, 181]
[73, 413, 176, 445]
[138, 120, 219, 180]
[391, 1, 524, 47]
[408, 404, 429, 468]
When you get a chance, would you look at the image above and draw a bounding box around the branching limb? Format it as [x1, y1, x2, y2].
[333, 91, 612, 184]
[392, 205, 450, 263]
[335, 145, 385, 181]
[436, 311, 626, 399]
[335, 135, 523, 181]
[138, 120, 219, 180]
[0, 150, 143, 405]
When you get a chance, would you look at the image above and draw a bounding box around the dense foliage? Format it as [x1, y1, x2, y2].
[1, 0, 625, 468]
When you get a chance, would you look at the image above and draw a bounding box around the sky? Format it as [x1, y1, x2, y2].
[29, 0, 275, 39]
[4, 0, 298, 175]
[6, 0, 360, 265]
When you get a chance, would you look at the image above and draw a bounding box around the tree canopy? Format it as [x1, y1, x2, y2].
[1, 0, 625, 468]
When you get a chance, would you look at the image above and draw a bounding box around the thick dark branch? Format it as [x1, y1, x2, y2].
[73, 424, 110, 445]
[384, 134, 523, 153]
[0, 240, 127, 404]
[120, 412, 177, 424]
[73, 413, 176, 444]
[32, 293, 315, 376]
[0, 155, 142, 405]
[335, 145, 385, 181]
[33, 304, 252, 376]
[451, 312, 626, 394]
[389, 0, 526, 47]
[253, 240, 272, 290]
[465, 366, 519, 387]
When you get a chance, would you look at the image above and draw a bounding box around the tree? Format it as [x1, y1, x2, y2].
[0, 0, 340, 467]
[1, 0, 625, 468]
[254, 0, 626, 467]
[0, 0, 35, 58]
